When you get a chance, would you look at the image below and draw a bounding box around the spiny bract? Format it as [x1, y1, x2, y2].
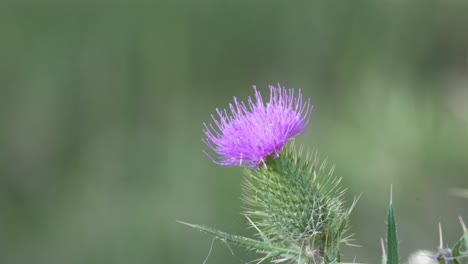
[242, 143, 356, 263]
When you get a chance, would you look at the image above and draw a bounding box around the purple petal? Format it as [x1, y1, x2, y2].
[203, 84, 313, 168]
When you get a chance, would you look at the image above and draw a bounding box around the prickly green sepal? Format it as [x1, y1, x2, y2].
[242, 142, 355, 263]
[386, 201, 399, 264]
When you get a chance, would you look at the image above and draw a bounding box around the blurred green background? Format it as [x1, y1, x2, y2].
[1, 1, 468, 263]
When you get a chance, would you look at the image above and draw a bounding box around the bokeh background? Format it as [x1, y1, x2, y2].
[1, 1, 468, 263]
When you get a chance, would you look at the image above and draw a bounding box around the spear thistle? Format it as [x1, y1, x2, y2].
[184, 85, 356, 264]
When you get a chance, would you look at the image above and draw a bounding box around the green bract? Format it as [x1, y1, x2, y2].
[242, 142, 357, 263]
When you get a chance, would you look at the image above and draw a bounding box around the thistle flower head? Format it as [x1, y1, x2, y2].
[203, 84, 312, 168]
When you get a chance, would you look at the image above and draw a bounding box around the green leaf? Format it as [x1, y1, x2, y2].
[178, 221, 302, 261]
[452, 238, 462, 264]
[460, 217, 468, 255]
[386, 200, 399, 264]
[452, 217, 468, 264]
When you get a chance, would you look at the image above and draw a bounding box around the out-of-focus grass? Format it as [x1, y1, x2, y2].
[0, 1, 467, 264]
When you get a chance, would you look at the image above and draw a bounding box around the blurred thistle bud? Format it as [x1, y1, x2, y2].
[406, 250, 437, 264]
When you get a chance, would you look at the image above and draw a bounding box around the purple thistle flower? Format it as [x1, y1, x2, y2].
[203, 84, 313, 168]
